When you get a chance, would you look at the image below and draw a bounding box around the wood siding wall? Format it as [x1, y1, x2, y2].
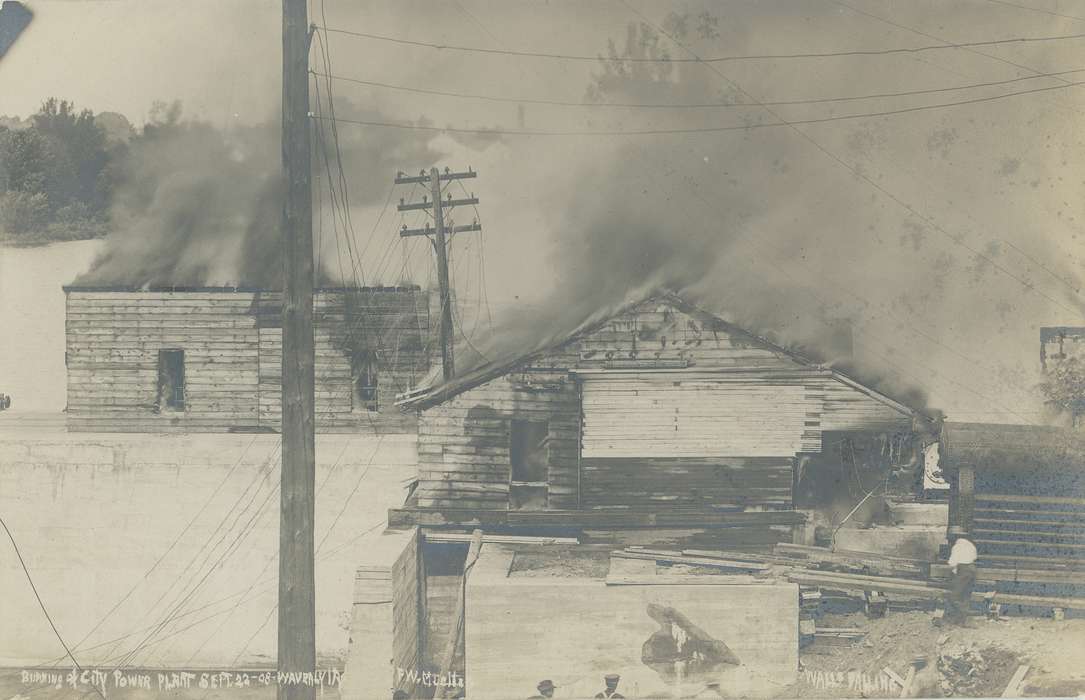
[581, 457, 793, 509]
[65, 288, 432, 433]
[392, 530, 424, 697]
[413, 299, 913, 510]
[416, 371, 580, 511]
[581, 376, 819, 458]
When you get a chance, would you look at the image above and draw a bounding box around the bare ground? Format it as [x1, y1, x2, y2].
[784, 611, 1085, 698]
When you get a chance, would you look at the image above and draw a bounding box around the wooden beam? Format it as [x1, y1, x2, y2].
[1001, 665, 1030, 698]
[883, 667, 906, 688]
[423, 532, 578, 545]
[613, 550, 771, 572]
[436, 529, 483, 699]
[388, 506, 806, 529]
[605, 575, 760, 585]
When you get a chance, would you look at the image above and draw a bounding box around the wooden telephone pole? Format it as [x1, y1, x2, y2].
[395, 167, 481, 380]
[279, 1, 315, 698]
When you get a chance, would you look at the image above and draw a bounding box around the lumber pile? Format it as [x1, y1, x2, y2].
[773, 543, 929, 579]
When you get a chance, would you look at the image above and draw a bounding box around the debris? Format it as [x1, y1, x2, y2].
[899, 666, 916, 698]
[1001, 665, 1030, 698]
[883, 667, 906, 687]
[613, 548, 770, 572]
[865, 590, 889, 618]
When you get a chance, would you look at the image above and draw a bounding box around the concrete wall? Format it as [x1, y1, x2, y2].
[465, 545, 798, 699]
[0, 430, 415, 668]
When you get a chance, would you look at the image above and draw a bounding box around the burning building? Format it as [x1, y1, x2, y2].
[347, 292, 945, 699]
[63, 285, 436, 433]
[393, 292, 938, 535]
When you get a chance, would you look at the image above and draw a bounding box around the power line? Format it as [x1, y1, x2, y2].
[312, 77, 1085, 136]
[617, 1, 1083, 322]
[66, 436, 260, 657]
[319, 24, 1085, 63]
[834, 0, 1085, 114]
[611, 4, 1058, 423]
[1, 515, 107, 700]
[313, 66, 1085, 110]
[983, 0, 1085, 23]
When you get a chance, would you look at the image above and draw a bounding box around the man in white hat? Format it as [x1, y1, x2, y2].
[941, 525, 977, 626]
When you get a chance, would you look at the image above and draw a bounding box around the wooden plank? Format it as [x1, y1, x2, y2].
[612, 550, 771, 572]
[883, 667, 906, 688]
[424, 532, 578, 545]
[930, 564, 1085, 584]
[977, 494, 1085, 507]
[436, 529, 483, 699]
[900, 667, 916, 698]
[605, 575, 759, 585]
[1002, 665, 1030, 698]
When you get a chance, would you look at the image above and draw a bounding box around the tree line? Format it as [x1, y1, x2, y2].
[0, 98, 182, 244]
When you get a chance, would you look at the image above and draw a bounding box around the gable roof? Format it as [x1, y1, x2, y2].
[397, 290, 924, 420]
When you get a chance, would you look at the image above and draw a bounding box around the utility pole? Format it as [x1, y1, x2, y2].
[395, 167, 481, 380]
[279, 0, 315, 698]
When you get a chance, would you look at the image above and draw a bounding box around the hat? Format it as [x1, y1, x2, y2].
[605, 674, 620, 684]
[911, 655, 929, 667]
[538, 680, 557, 691]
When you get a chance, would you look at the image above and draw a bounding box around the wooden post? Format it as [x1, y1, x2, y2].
[394, 167, 480, 382]
[279, 0, 315, 698]
[430, 167, 454, 380]
[436, 529, 484, 698]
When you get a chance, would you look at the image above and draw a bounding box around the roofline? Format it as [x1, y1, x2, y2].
[398, 289, 928, 418]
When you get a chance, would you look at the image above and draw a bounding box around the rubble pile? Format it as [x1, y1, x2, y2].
[936, 645, 1019, 697]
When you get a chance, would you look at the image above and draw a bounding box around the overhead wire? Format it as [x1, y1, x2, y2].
[617, 0, 1083, 324]
[319, 24, 1085, 63]
[613, 2, 1049, 424]
[311, 77, 1085, 137]
[312, 65, 1085, 110]
[1, 515, 107, 700]
[832, 0, 1085, 115]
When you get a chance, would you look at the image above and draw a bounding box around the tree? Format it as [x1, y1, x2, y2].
[1040, 357, 1085, 427]
[31, 98, 110, 213]
[0, 98, 116, 240]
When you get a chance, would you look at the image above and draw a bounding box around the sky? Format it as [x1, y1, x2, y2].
[3, 0, 1085, 423]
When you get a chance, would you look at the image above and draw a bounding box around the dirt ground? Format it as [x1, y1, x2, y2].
[784, 610, 1085, 698]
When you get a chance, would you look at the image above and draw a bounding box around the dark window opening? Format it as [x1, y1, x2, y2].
[510, 419, 550, 510]
[510, 419, 550, 483]
[157, 349, 185, 412]
[351, 350, 379, 412]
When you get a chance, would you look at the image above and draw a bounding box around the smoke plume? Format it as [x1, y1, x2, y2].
[459, 12, 1083, 420]
[74, 100, 443, 288]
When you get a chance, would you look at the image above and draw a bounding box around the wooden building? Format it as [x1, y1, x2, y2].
[393, 292, 933, 533]
[64, 285, 435, 433]
[940, 422, 1085, 568]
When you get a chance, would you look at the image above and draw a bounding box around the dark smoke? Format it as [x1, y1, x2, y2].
[456, 15, 971, 414]
[74, 100, 444, 289]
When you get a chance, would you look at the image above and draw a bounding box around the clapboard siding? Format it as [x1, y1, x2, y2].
[582, 377, 818, 458]
[581, 457, 794, 508]
[415, 371, 580, 510]
[817, 377, 913, 432]
[65, 288, 433, 433]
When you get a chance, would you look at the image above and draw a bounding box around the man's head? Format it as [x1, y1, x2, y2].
[538, 679, 556, 697]
[605, 673, 620, 690]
